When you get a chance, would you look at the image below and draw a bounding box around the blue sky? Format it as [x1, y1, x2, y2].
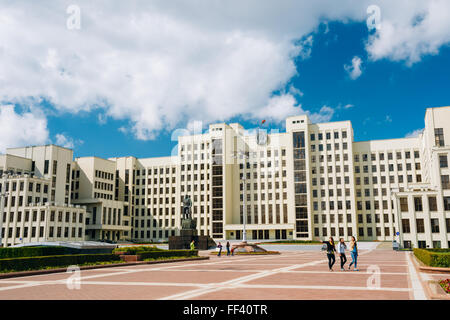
[1, 1, 450, 159]
[49, 21, 450, 159]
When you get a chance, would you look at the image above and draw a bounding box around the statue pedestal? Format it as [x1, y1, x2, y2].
[169, 218, 216, 250]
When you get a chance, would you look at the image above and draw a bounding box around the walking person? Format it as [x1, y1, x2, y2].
[226, 241, 231, 256]
[337, 238, 347, 271]
[322, 237, 336, 271]
[217, 242, 223, 257]
[348, 236, 359, 271]
[190, 240, 195, 251]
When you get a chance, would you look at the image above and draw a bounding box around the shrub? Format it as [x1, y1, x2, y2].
[0, 254, 120, 272]
[113, 246, 163, 255]
[414, 248, 450, 268]
[0, 246, 70, 259]
[439, 279, 450, 294]
[138, 250, 198, 260]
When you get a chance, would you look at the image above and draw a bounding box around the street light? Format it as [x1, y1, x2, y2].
[0, 174, 7, 248]
[233, 150, 249, 243]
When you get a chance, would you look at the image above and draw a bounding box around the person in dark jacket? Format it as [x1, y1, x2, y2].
[217, 242, 223, 257]
[226, 241, 231, 256]
[322, 237, 336, 271]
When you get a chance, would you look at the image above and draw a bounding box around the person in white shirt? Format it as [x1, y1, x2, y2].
[337, 238, 347, 271]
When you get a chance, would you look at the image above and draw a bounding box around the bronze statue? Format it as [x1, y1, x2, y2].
[182, 195, 192, 220]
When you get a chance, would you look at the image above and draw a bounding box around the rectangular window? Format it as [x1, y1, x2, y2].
[428, 197, 437, 211]
[416, 219, 425, 233]
[44, 160, 49, 174]
[400, 197, 408, 212]
[435, 128, 445, 147]
[445, 197, 450, 211]
[293, 132, 305, 149]
[441, 175, 450, 189]
[431, 219, 440, 233]
[439, 155, 448, 168]
[414, 197, 423, 212]
[402, 219, 410, 233]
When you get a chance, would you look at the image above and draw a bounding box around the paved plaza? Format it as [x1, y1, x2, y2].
[0, 243, 441, 300]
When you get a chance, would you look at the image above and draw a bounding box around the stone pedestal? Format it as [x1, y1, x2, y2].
[231, 241, 267, 253]
[169, 218, 216, 250]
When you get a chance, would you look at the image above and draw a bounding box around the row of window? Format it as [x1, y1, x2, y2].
[354, 150, 420, 162]
[402, 218, 450, 234]
[3, 211, 82, 224]
[311, 143, 348, 152]
[240, 192, 288, 202]
[2, 225, 83, 240]
[356, 174, 422, 185]
[310, 131, 348, 141]
[314, 226, 393, 238]
[0, 181, 49, 193]
[355, 162, 421, 173]
[94, 170, 114, 180]
[400, 196, 450, 212]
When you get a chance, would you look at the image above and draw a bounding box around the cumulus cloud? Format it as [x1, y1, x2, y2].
[308, 105, 335, 123]
[54, 134, 75, 149]
[405, 128, 423, 138]
[0, 105, 49, 152]
[366, 0, 450, 65]
[0, 1, 449, 141]
[249, 95, 336, 124]
[344, 56, 363, 80]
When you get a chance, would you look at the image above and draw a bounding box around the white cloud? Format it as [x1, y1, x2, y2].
[54, 134, 75, 149]
[344, 56, 363, 80]
[405, 128, 423, 138]
[118, 127, 128, 134]
[288, 85, 304, 97]
[0, 1, 449, 141]
[253, 94, 300, 123]
[308, 105, 335, 123]
[365, 0, 450, 65]
[97, 114, 107, 125]
[0, 105, 49, 152]
[249, 95, 335, 124]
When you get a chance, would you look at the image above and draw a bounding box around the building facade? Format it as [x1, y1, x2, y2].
[1, 106, 449, 248]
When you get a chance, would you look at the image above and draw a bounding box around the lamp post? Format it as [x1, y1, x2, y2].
[233, 151, 249, 243]
[0, 174, 7, 248]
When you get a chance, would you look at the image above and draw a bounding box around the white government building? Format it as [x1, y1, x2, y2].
[1, 106, 449, 249]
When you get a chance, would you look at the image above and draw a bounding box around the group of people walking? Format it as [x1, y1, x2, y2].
[194, 238, 358, 268]
[322, 236, 359, 271]
[190, 240, 234, 256]
[216, 241, 234, 256]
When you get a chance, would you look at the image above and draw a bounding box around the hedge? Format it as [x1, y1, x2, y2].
[0, 254, 120, 272]
[0, 246, 71, 259]
[138, 250, 198, 260]
[113, 246, 164, 255]
[413, 248, 450, 268]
